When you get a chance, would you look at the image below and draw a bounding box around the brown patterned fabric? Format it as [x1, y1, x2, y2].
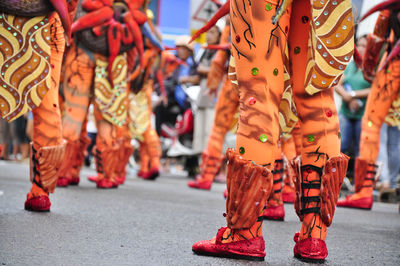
[304, 0, 354, 95]
[30, 140, 66, 193]
[225, 148, 273, 229]
[0, 14, 53, 121]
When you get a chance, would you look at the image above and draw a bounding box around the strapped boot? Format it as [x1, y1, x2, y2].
[25, 141, 66, 212]
[263, 158, 285, 221]
[282, 156, 296, 203]
[192, 149, 273, 261]
[292, 153, 349, 262]
[188, 151, 224, 190]
[337, 158, 377, 209]
[93, 144, 119, 189]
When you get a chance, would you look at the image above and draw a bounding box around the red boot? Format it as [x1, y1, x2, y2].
[292, 154, 349, 262]
[88, 175, 98, 183]
[69, 177, 80, 185]
[188, 151, 224, 190]
[337, 158, 376, 210]
[282, 185, 295, 203]
[56, 177, 70, 187]
[282, 158, 296, 203]
[192, 227, 266, 261]
[192, 149, 273, 261]
[263, 159, 285, 221]
[142, 167, 159, 180]
[93, 145, 119, 189]
[293, 232, 327, 263]
[25, 142, 66, 212]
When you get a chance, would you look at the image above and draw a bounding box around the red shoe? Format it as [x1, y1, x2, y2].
[69, 177, 80, 185]
[192, 227, 266, 261]
[88, 175, 98, 183]
[263, 204, 285, 221]
[142, 168, 159, 180]
[116, 175, 126, 185]
[282, 191, 295, 203]
[24, 195, 51, 212]
[223, 189, 227, 199]
[187, 177, 212, 190]
[293, 232, 327, 262]
[96, 179, 118, 189]
[336, 195, 373, 210]
[57, 177, 69, 187]
[137, 170, 144, 177]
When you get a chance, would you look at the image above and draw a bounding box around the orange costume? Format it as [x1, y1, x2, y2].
[129, 48, 162, 180]
[192, 0, 352, 262]
[0, 0, 74, 211]
[338, 1, 400, 210]
[58, 0, 161, 188]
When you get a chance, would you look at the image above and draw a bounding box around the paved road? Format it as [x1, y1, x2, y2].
[0, 161, 399, 265]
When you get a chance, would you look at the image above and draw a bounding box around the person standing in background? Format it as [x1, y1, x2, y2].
[335, 35, 371, 157]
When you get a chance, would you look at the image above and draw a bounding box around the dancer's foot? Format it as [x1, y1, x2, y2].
[24, 183, 51, 212]
[192, 222, 266, 261]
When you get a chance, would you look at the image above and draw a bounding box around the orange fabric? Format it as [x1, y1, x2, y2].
[231, 0, 291, 167]
[281, 135, 297, 161]
[61, 43, 94, 142]
[267, 156, 284, 207]
[142, 128, 161, 169]
[139, 141, 150, 173]
[299, 169, 327, 241]
[32, 13, 65, 149]
[229, 0, 341, 242]
[219, 220, 263, 244]
[289, 0, 340, 168]
[290, 123, 302, 156]
[206, 78, 239, 156]
[359, 58, 400, 162]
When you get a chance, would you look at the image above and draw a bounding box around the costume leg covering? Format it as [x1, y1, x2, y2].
[192, 0, 290, 260]
[289, 0, 350, 261]
[25, 13, 66, 211]
[337, 58, 400, 209]
[188, 78, 238, 190]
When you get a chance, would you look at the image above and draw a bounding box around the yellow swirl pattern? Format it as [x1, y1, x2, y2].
[305, 0, 354, 95]
[385, 93, 400, 129]
[0, 13, 51, 122]
[128, 90, 150, 141]
[280, 46, 298, 134]
[94, 54, 128, 126]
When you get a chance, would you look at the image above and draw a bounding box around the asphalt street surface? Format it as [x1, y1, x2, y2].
[1, 160, 399, 265]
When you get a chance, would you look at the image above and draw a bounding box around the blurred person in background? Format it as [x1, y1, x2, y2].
[154, 35, 197, 135]
[192, 23, 222, 154]
[335, 35, 370, 158]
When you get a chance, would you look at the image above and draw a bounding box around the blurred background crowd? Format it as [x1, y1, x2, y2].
[0, 0, 399, 203]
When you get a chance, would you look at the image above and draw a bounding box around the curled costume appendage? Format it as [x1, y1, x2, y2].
[192, 149, 273, 261]
[292, 154, 349, 262]
[25, 141, 67, 212]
